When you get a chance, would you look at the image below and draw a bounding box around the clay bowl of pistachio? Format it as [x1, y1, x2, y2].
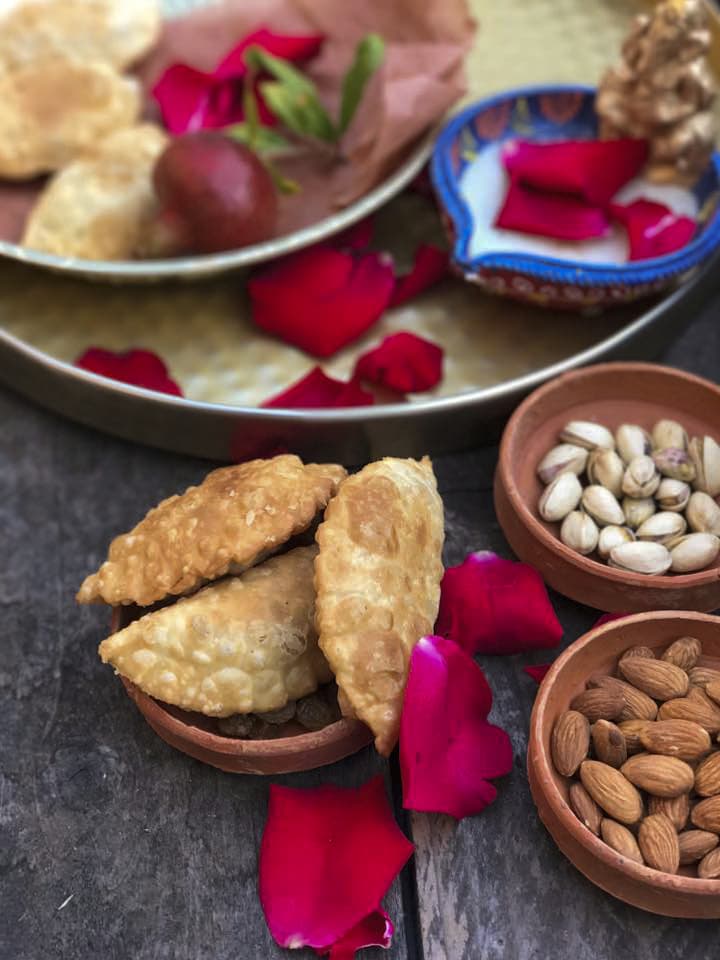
[110, 607, 373, 775]
[528, 610, 720, 918]
[494, 362, 720, 613]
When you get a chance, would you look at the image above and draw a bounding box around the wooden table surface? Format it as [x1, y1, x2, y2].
[3, 297, 720, 960]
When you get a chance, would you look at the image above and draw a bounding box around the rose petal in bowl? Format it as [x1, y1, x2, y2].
[494, 180, 610, 241]
[354, 332, 443, 393]
[389, 244, 449, 306]
[262, 367, 374, 408]
[610, 199, 696, 261]
[75, 347, 182, 396]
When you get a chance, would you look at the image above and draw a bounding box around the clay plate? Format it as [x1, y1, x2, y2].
[528, 610, 720, 918]
[110, 606, 373, 775]
[494, 361, 720, 612]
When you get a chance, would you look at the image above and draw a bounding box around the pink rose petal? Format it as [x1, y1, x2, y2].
[389, 244, 449, 307]
[400, 635, 513, 818]
[261, 367, 374, 408]
[259, 777, 413, 954]
[354, 332, 443, 393]
[75, 347, 183, 396]
[523, 663, 551, 684]
[502, 138, 649, 205]
[435, 551, 563, 655]
[495, 180, 610, 240]
[610, 199, 696, 260]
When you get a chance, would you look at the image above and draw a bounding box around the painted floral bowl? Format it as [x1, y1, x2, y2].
[431, 84, 720, 309]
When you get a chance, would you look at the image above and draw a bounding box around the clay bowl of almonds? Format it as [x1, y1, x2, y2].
[110, 606, 373, 776]
[528, 610, 720, 917]
[495, 362, 720, 612]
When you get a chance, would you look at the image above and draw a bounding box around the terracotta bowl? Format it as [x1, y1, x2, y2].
[494, 362, 720, 612]
[110, 607, 373, 775]
[529, 610, 720, 918]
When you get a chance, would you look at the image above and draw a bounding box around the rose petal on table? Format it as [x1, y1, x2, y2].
[75, 348, 183, 396]
[261, 366, 374, 408]
[354, 332, 443, 393]
[495, 180, 610, 240]
[335, 216, 375, 251]
[610, 199, 696, 260]
[323, 910, 393, 959]
[523, 663, 551, 684]
[400, 635, 513, 818]
[502, 138, 648, 205]
[259, 776, 413, 954]
[249, 246, 395, 357]
[435, 551, 563, 655]
[389, 244, 449, 307]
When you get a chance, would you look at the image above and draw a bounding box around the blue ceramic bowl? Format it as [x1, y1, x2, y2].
[431, 84, 720, 308]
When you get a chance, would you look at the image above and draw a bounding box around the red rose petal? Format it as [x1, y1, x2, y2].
[502, 138, 649, 205]
[400, 635, 513, 818]
[354, 332, 443, 393]
[593, 612, 630, 628]
[249, 246, 395, 357]
[523, 663, 551, 684]
[435, 551, 563, 655]
[335, 216, 375, 251]
[323, 910, 393, 959]
[75, 348, 183, 396]
[261, 366, 374, 408]
[152, 64, 216, 135]
[495, 180, 610, 240]
[610, 199, 696, 260]
[389, 244, 449, 307]
[213, 28, 323, 78]
[259, 776, 413, 953]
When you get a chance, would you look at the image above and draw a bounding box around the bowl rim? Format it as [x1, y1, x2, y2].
[430, 83, 720, 284]
[530, 609, 720, 893]
[498, 360, 720, 592]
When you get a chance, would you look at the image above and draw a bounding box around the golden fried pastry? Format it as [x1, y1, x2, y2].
[0, 0, 161, 73]
[0, 57, 141, 179]
[77, 456, 347, 608]
[23, 124, 168, 260]
[100, 546, 333, 717]
[314, 457, 445, 755]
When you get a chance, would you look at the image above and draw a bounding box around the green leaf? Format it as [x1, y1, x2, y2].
[260, 80, 337, 143]
[224, 122, 293, 155]
[338, 34, 385, 135]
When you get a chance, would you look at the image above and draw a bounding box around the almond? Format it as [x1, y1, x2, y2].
[570, 687, 624, 723]
[568, 782, 602, 835]
[638, 814, 680, 873]
[620, 645, 656, 662]
[619, 719, 654, 754]
[591, 719, 627, 768]
[640, 719, 712, 761]
[695, 751, 720, 797]
[600, 818, 644, 863]
[658, 697, 720, 733]
[620, 754, 694, 797]
[688, 666, 720, 688]
[691, 795, 720, 833]
[661, 636, 702, 671]
[649, 793, 690, 832]
[589, 675, 658, 721]
[618, 657, 689, 701]
[698, 846, 720, 879]
[551, 710, 590, 776]
[580, 760, 643, 824]
[678, 829, 719, 865]
[707, 679, 720, 705]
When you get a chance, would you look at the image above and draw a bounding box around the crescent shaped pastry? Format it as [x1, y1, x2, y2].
[78, 455, 347, 607]
[314, 457, 444, 755]
[99, 546, 332, 717]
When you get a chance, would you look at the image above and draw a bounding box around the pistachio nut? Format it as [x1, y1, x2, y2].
[652, 419, 688, 452]
[598, 524, 635, 560]
[560, 510, 599, 555]
[656, 478, 691, 513]
[536, 443, 589, 485]
[669, 532, 720, 573]
[581, 484, 625, 527]
[559, 420, 615, 451]
[652, 447, 696, 483]
[636, 511, 687, 545]
[587, 448, 624, 498]
[538, 471, 583, 522]
[622, 496, 656, 529]
[621, 455, 660, 499]
[688, 436, 720, 498]
[609, 541, 672, 576]
[686, 491, 720, 536]
[616, 424, 652, 464]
